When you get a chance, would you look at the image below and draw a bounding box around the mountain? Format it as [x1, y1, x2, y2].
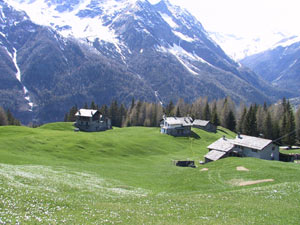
[241, 36, 300, 95]
[209, 31, 298, 61]
[0, 0, 291, 124]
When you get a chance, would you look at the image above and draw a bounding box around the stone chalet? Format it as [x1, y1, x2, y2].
[160, 116, 193, 136]
[205, 134, 279, 163]
[75, 109, 111, 132]
[193, 120, 216, 132]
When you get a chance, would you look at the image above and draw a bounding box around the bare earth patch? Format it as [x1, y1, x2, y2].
[236, 166, 249, 171]
[201, 168, 209, 171]
[239, 179, 274, 186]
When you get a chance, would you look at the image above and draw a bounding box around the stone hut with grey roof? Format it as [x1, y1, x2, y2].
[75, 109, 111, 132]
[193, 119, 216, 132]
[160, 116, 193, 136]
[205, 134, 279, 163]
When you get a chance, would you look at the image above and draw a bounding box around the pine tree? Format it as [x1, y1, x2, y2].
[243, 105, 257, 136]
[109, 100, 119, 127]
[83, 102, 88, 109]
[67, 105, 78, 122]
[210, 103, 220, 126]
[90, 101, 97, 110]
[175, 107, 181, 117]
[225, 110, 236, 131]
[237, 107, 247, 133]
[165, 101, 174, 116]
[263, 112, 273, 139]
[119, 104, 127, 127]
[203, 102, 211, 120]
[281, 102, 296, 147]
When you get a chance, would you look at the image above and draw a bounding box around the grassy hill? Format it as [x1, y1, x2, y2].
[0, 123, 300, 224]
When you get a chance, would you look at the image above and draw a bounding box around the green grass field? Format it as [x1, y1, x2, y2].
[0, 123, 300, 224]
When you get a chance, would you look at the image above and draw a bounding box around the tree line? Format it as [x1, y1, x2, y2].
[65, 97, 300, 146]
[0, 107, 21, 126]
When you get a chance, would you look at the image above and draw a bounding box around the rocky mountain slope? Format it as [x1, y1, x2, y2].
[0, 0, 291, 123]
[241, 36, 300, 94]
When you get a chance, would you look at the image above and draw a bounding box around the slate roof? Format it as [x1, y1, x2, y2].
[164, 117, 193, 126]
[193, 120, 210, 127]
[205, 150, 227, 161]
[75, 109, 98, 118]
[231, 135, 272, 150]
[207, 135, 273, 152]
[207, 137, 235, 152]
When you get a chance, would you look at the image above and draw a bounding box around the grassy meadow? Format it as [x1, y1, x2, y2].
[0, 123, 300, 224]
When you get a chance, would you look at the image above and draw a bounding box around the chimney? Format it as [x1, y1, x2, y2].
[223, 135, 226, 140]
[237, 133, 241, 139]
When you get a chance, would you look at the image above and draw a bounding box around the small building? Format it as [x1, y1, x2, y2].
[193, 120, 216, 132]
[74, 109, 111, 132]
[160, 116, 193, 136]
[205, 134, 279, 163]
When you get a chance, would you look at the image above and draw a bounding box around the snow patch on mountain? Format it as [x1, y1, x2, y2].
[172, 31, 194, 42]
[272, 35, 300, 49]
[209, 31, 300, 60]
[160, 13, 178, 28]
[11, 48, 34, 111]
[4, 0, 120, 43]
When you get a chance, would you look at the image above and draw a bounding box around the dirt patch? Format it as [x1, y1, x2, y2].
[239, 179, 274, 186]
[201, 168, 209, 171]
[236, 166, 249, 171]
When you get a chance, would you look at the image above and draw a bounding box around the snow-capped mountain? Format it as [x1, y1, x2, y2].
[209, 31, 300, 61]
[241, 39, 300, 95]
[0, 0, 291, 123]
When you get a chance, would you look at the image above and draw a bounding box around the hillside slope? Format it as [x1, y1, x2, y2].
[0, 123, 300, 224]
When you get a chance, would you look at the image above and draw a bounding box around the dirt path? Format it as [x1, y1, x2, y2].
[239, 179, 274, 186]
[236, 166, 249, 171]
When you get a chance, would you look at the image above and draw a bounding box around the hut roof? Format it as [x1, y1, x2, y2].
[193, 120, 210, 127]
[207, 137, 234, 152]
[205, 150, 226, 161]
[75, 109, 98, 118]
[164, 117, 193, 126]
[231, 135, 272, 150]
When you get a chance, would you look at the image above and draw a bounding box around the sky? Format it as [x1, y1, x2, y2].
[150, 0, 300, 37]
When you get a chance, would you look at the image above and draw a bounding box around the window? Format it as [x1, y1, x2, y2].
[252, 149, 257, 153]
[272, 147, 275, 151]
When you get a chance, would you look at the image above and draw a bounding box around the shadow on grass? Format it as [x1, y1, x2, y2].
[217, 128, 228, 134]
[190, 131, 201, 139]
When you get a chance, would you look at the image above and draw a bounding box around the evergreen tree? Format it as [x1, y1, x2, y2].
[130, 97, 135, 111]
[90, 101, 97, 110]
[225, 110, 236, 131]
[263, 112, 273, 139]
[243, 105, 257, 136]
[210, 103, 220, 126]
[109, 100, 119, 127]
[203, 102, 211, 120]
[281, 102, 296, 146]
[165, 101, 174, 116]
[119, 104, 127, 127]
[237, 107, 247, 133]
[175, 107, 181, 117]
[67, 105, 78, 122]
[100, 104, 109, 117]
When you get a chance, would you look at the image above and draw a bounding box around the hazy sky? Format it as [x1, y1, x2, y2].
[151, 0, 300, 37]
